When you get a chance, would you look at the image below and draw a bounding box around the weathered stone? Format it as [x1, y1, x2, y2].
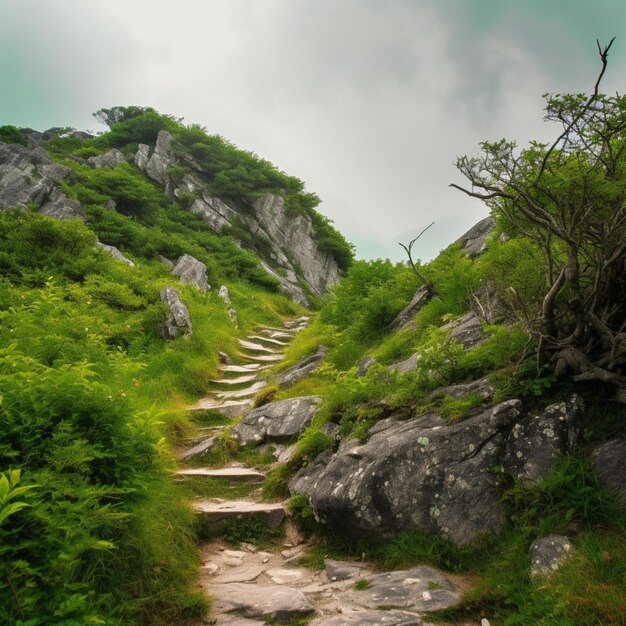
[39, 187, 84, 220]
[530, 534, 574, 577]
[160, 286, 192, 339]
[158, 254, 174, 269]
[178, 436, 216, 461]
[290, 401, 522, 546]
[213, 564, 266, 584]
[278, 346, 327, 389]
[194, 501, 287, 535]
[145, 130, 174, 185]
[87, 149, 126, 169]
[265, 568, 307, 585]
[387, 285, 431, 332]
[216, 381, 267, 400]
[388, 353, 419, 375]
[502, 396, 583, 483]
[456, 216, 495, 257]
[324, 559, 367, 581]
[447, 312, 486, 349]
[214, 616, 266, 626]
[427, 377, 494, 402]
[238, 339, 279, 354]
[0, 142, 70, 210]
[356, 356, 376, 377]
[336, 566, 458, 613]
[219, 285, 231, 304]
[176, 467, 265, 483]
[233, 396, 320, 448]
[134, 143, 151, 171]
[590, 439, 626, 505]
[218, 351, 232, 364]
[210, 582, 314, 623]
[172, 254, 209, 292]
[97, 242, 135, 266]
[309, 609, 422, 626]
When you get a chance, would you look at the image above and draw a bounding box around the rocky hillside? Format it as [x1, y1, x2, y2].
[0, 107, 353, 305]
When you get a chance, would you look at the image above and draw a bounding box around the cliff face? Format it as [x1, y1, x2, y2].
[134, 131, 340, 305]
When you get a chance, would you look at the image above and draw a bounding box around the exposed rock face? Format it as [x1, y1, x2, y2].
[134, 133, 342, 305]
[87, 149, 126, 169]
[160, 286, 192, 339]
[232, 396, 321, 447]
[277, 346, 327, 389]
[290, 398, 583, 546]
[502, 396, 583, 483]
[530, 535, 574, 577]
[446, 312, 486, 349]
[0, 143, 71, 210]
[387, 285, 431, 332]
[456, 216, 495, 256]
[427, 377, 494, 402]
[39, 187, 84, 220]
[172, 254, 209, 291]
[388, 353, 419, 375]
[97, 242, 135, 266]
[291, 401, 522, 545]
[591, 439, 626, 505]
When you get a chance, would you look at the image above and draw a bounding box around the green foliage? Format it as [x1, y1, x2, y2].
[222, 516, 282, 547]
[288, 494, 318, 534]
[353, 579, 371, 590]
[0, 125, 27, 145]
[0, 469, 38, 527]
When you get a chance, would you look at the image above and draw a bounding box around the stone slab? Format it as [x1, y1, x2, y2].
[194, 500, 287, 534]
[176, 467, 265, 483]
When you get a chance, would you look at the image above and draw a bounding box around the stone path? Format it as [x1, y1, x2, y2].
[177, 316, 479, 626]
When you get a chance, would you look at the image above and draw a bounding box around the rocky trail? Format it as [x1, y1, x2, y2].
[176, 316, 480, 626]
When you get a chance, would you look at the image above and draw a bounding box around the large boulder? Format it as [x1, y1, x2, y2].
[456, 216, 495, 257]
[386, 285, 431, 332]
[172, 254, 209, 292]
[87, 149, 126, 169]
[290, 397, 584, 546]
[232, 396, 321, 448]
[291, 401, 521, 546]
[0, 143, 70, 210]
[144, 130, 174, 186]
[530, 535, 575, 577]
[97, 242, 135, 266]
[160, 286, 192, 339]
[39, 187, 84, 220]
[502, 396, 583, 483]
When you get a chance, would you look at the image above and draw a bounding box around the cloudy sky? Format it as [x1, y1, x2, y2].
[1, 1, 624, 261]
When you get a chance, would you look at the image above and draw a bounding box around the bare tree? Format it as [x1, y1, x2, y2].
[451, 39, 626, 401]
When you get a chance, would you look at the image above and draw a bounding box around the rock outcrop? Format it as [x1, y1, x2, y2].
[160, 286, 192, 339]
[590, 439, 626, 505]
[172, 254, 209, 292]
[277, 346, 327, 389]
[290, 398, 583, 546]
[232, 396, 320, 448]
[134, 131, 341, 305]
[87, 149, 127, 169]
[97, 242, 135, 266]
[530, 535, 574, 577]
[456, 216, 495, 256]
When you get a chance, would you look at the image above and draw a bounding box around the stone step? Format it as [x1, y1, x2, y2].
[248, 335, 289, 347]
[238, 339, 279, 354]
[284, 316, 310, 329]
[189, 398, 253, 417]
[179, 436, 217, 461]
[219, 364, 264, 373]
[256, 324, 297, 334]
[194, 499, 287, 534]
[242, 353, 284, 363]
[209, 374, 258, 385]
[260, 330, 295, 341]
[176, 467, 265, 483]
[216, 381, 266, 400]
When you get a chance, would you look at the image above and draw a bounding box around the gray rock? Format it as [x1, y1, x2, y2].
[160, 286, 192, 339]
[387, 285, 431, 332]
[158, 254, 175, 269]
[310, 610, 422, 626]
[324, 559, 366, 581]
[87, 148, 126, 169]
[97, 242, 135, 266]
[39, 187, 84, 220]
[427, 377, 494, 402]
[336, 566, 458, 613]
[219, 285, 231, 305]
[502, 396, 583, 483]
[320, 422, 341, 441]
[178, 436, 217, 461]
[278, 346, 327, 389]
[218, 351, 232, 364]
[530, 534, 574, 577]
[145, 130, 174, 185]
[590, 439, 626, 505]
[388, 353, 419, 375]
[233, 396, 321, 448]
[290, 401, 522, 546]
[134, 144, 151, 170]
[356, 356, 376, 377]
[194, 501, 287, 536]
[172, 253, 209, 292]
[0, 142, 70, 210]
[447, 312, 486, 349]
[456, 216, 495, 257]
[210, 582, 314, 623]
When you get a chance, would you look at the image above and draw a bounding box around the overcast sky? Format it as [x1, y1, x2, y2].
[1, 1, 624, 261]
